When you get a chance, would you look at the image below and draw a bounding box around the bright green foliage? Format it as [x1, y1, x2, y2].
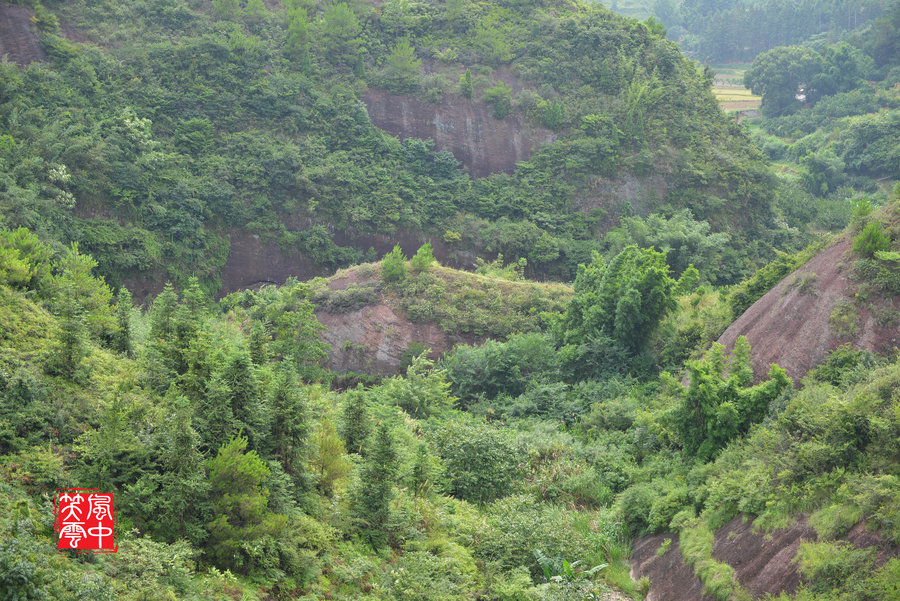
[0, 228, 52, 289]
[673, 338, 792, 461]
[44, 244, 115, 339]
[472, 15, 513, 65]
[45, 293, 88, 381]
[247, 283, 328, 379]
[266, 363, 310, 490]
[285, 8, 310, 63]
[443, 333, 557, 408]
[243, 0, 268, 24]
[381, 244, 407, 283]
[206, 436, 286, 574]
[321, 2, 362, 66]
[853, 221, 891, 258]
[340, 385, 371, 455]
[410, 442, 434, 496]
[434, 420, 520, 504]
[483, 82, 513, 119]
[559, 246, 676, 356]
[541, 99, 566, 131]
[311, 416, 350, 496]
[353, 422, 398, 546]
[381, 40, 422, 94]
[212, 0, 240, 18]
[728, 240, 828, 318]
[390, 546, 478, 601]
[248, 321, 269, 365]
[459, 69, 473, 98]
[602, 210, 732, 283]
[383, 352, 455, 418]
[409, 242, 434, 274]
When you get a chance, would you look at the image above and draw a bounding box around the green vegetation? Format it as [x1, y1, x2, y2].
[0, 0, 804, 295]
[3, 0, 900, 600]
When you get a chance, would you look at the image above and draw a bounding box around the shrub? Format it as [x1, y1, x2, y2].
[433, 420, 521, 504]
[381, 244, 407, 283]
[853, 221, 891, 258]
[409, 242, 435, 274]
[483, 82, 513, 119]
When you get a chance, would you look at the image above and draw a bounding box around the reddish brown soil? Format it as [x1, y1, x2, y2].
[632, 515, 899, 600]
[317, 303, 460, 374]
[312, 266, 478, 374]
[0, 5, 46, 65]
[717, 237, 900, 383]
[363, 89, 556, 177]
[630, 534, 715, 601]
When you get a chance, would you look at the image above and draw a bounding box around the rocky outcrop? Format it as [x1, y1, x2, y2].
[0, 4, 88, 65]
[717, 237, 900, 382]
[0, 5, 47, 65]
[363, 89, 556, 177]
[219, 228, 477, 298]
[312, 266, 478, 374]
[631, 515, 898, 600]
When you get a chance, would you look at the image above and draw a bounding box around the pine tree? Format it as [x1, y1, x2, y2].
[268, 363, 310, 492]
[148, 395, 209, 544]
[354, 422, 398, 546]
[150, 283, 178, 341]
[198, 371, 235, 453]
[46, 288, 87, 381]
[206, 436, 285, 573]
[381, 244, 407, 283]
[409, 242, 434, 274]
[248, 321, 270, 365]
[340, 384, 371, 455]
[113, 287, 133, 357]
[459, 68, 473, 98]
[285, 8, 310, 62]
[410, 441, 433, 496]
[220, 347, 262, 445]
[311, 416, 350, 496]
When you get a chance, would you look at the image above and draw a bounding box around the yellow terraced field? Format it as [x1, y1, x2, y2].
[711, 65, 761, 111]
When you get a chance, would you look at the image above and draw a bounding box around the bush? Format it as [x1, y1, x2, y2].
[483, 82, 513, 119]
[618, 483, 656, 534]
[382, 244, 408, 283]
[409, 242, 435, 274]
[433, 420, 521, 504]
[853, 221, 891, 258]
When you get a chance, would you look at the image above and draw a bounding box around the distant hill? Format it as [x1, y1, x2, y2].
[0, 0, 788, 297]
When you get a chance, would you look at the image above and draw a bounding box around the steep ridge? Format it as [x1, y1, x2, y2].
[717, 236, 900, 382]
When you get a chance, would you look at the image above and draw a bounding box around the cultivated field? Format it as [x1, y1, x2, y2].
[711, 64, 762, 112]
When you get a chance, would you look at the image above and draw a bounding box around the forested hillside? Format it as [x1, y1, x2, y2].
[0, 0, 797, 297]
[743, 1, 899, 231]
[2, 0, 900, 600]
[629, 0, 892, 63]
